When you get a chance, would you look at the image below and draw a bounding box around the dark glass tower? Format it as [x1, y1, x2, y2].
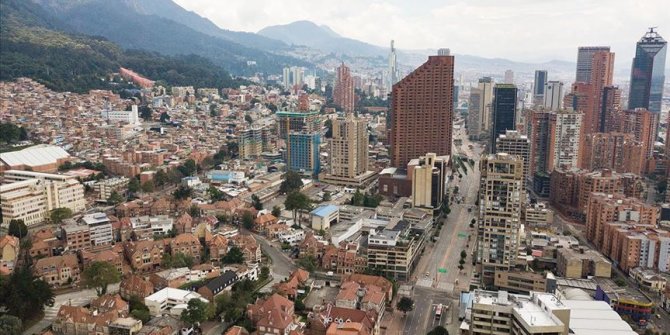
[533, 70, 548, 97]
[490, 84, 518, 152]
[629, 28, 667, 113]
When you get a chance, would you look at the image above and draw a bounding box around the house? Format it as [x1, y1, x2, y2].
[119, 275, 155, 300]
[124, 240, 164, 272]
[0, 234, 19, 274]
[52, 305, 119, 335]
[278, 229, 306, 246]
[136, 314, 182, 335]
[299, 233, 326, 258]
[174, 213, 193, 234]
[150, 268, 191, 290]
[225, 326, 250, 335]
[274, 269, 310, 300]
[33, 254, 80, 287]
[197, 270, 239, 301]
[30, 228, 63, 258]
[230, 234, 261, 263]
[335, 282, 360, 309]
[306, 305, 377, 335]
[191, 263, 221, 281]
[144, 287, 208, 316]
[255, 213, 278, 233]
[247, 293, 299, 335]
[326, 322, 369, 335]
[208, 234, 229, 260]
[169, 233, 202, 262]
[108, 317, 143, 335]
[81, 249, 124, 275]
[340, 274, 392, 303]
[90, 294, 129, 316]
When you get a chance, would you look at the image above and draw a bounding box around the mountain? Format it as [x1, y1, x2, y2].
[0, 0, 243, 92]
[259, 21, 387, 58]
[30, 0, 309, 75]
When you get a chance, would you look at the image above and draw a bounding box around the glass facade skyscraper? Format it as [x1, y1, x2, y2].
[629, 28, 667, 113]
[491, 84, 518, 152]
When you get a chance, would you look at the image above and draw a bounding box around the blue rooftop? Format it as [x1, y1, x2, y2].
[310, 204, 339, 217]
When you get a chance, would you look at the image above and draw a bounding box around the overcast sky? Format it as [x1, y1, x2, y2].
[174, 0, 669, 64]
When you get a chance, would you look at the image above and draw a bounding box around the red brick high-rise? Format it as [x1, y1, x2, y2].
[390, 52, 454, 167]
[334, 63, 355, 114]
[586, 51, 615, 134]
[619, 108, 657, 158]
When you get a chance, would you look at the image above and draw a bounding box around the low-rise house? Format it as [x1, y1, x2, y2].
[123, 240, 164, 272]
[255, 213, 278, 233]
[33, 254, 80, 287]
[230, 234, 261, 263]
[150, 267, 191, 290]
[30, 228, 63, 258]
[144, 287, 208, 316]
[265, 223, 289, 239]
[81, 249, 124, 275]
[0, 234, 19, 274]
[174, 213, 193, 234]
[629, 267, 667, 293]
[307, 306, 377, 335]
[278, 229, 306, 246]
[247, 293, 300, 335]
[225, 326, 250, 335]
[169, 233, 202, 262]
[119, 275, 155, 300]
[197, 270, 239, 301]
[52, 305, 119, 335]
[108, 317, 143, 335]
[208, 234, 229, 260]
[274, 269, 310, 300]
[90, 294, 129, 316]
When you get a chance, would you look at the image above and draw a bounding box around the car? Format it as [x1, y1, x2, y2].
[425, 271, 430, 277]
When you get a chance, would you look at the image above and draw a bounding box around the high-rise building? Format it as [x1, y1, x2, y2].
[504, 69, 514, 84]
[478, 77, 495, 136]
[583, 50, 615, 135]
[490, 84, 518, 152]
[581, 132, 644, 174]
[619, 108, 658, 158]
[533, 70, 548, 104]
[388, 40, 399, 92]
[410, 153, 449, 210]
[467, 88, 482, 139]
[389, 53, 454, 167]
[496, 130, 530, 188]
[530, 110, 551, 176]
[321, 115, 375, 187]
[334, 63, 355, 114]
[629, 28, 667, 113]
[239, 126, 273, 159]
[477, 153, 524, 285]
[600, 86, 621, 132]
[547, 109, 583, 171]
[282, 67, 291, 89]
[291, 67, 304, 88]
[576, 46, 610, 83]
[543, 81, 564, 111]
[286, 132, 320, 176]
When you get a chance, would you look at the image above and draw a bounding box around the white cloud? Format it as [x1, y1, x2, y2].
[174, 0, 669, 64]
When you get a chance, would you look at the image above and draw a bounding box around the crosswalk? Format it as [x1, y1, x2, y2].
[44, 296, 91, 320]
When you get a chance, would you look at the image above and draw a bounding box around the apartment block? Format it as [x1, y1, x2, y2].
[239, 126, 273, 160]
[321, 114, 376, 187]
[493, 270, 556, 294]
[334, 63, 355, 114]
[556, 247, 612, 279]
[477, 153, 524, 285]
[580, 132, 644, 174]
[82, 213, 113, 246]
[94, 177, 129, 201]
[62, 224, 91, 251]
[409, 153, 449, 210]
[547, 109, 583, 171]
[495, 130, 530, 188]
[366, 221, 424, 281]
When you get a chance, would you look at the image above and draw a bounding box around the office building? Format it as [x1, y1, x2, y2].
[286, 132, 321, 176]
[478, 77, 495, 137]
[410, 153, 449, 210]
[477, 153, 524, 285]
[467, 88, 482, 138]
[584, 50, 615, 136]
[547, 109, 583, 171]
[388, 40, 399, 92]
[496, 130, 530, 188]
[576, 46, 611, 83]
[321, 115, 376, 187]
[0, 170, 85, 226]
[82, 212, 113, 246]
[530, 110, 551, 176]
[556, 247, 612, 279]
[334, 63, 355, 114]
[101, 105, 140, 125]
[504, 69, 514, 84]
[366, 220, 424, 281]
[543, 81, 564, 111]
[490, 84, 518, 152]
[628, 28, 667, 113]
[533, 70, 548, 104]
[389, 53, 454, 167]
[493, 270, 556, 294]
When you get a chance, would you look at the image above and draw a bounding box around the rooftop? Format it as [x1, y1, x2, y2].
[311, 204, 339, 218]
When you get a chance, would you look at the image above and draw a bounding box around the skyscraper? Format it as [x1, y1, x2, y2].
[477, 153, 523, 285]
[490, 84, 518, 152]
[467, 88, 482, 139]
[543, 81, 564, 111]
[504, 69, 514, 84]
[388, 40, 399, 93]
[282, 67, 291, 89]
[390, 52, 454, 167]
[547, 109, 583, 171]
[478, 77, 495, 136]
[533, 70, 548, 104]
[575, 46, 610, 83]
[530, 110, 551, 176]
[334, 63, 355, 114]
[583, 50, 615, 135]
[321, 114, 374, 187]
[496, 130, 530, 189]
[629, 28, 667, 113]
[600, 86, 621, 132]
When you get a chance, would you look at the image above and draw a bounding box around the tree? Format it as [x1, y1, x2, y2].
[50, 207, 73, 224]
[181, 298, 213, 325]
[271, 205, 282, 218]
[0, 315, 22, 335]
[279, 170, 303, 194]
[154, 170, 168, 187]
[162, 252, 195, 268]
[107, 190, 124, 205]
[460, 250, 467, 259]
[7, 219, 28, 239]
[222, 246, 245, 264]
[178, 159, 197, 176]
[189, 205, 201, 218]
[260, 266, 270, 281]
[322, 191, 332, 201]
[139, 105, 152, 121]
[129, 295, 151, 323]
[83, 261, 121, 296]
[173, 185, 193, 200]
[0, 267, 54, 320]
[245, 114, 253, 124]
[396, 297, 414, 316]
[296, 255, 317, 272]
[427, 326, 449, 335]
[159, 111, 171, 123]
[241, 211, 255, 231]
[141, 180, 155, 193]
[285, 191, 311, 227]
[226, 142, 239, 158]
[657, 179, 668, 194]
[128, 178, 140, 193]
[251, 194, 263, 210]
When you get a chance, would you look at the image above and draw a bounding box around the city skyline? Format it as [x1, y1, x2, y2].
[175, 0, 669, 64]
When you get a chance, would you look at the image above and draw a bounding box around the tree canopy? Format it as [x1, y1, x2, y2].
[284, 191, 311, 227]
[83, 261, 121, 296]
[7, 219, 27, 239]
[427, 326, 448, 335]
[0, 266, 55, 321]
[173, 185, 193, 200]
[279, 170, 303, 194]
[222, 246, 245, 264]
[396, 297, 414, 316]
[181, 298, 214, 325]
[50, 207, 73, 224]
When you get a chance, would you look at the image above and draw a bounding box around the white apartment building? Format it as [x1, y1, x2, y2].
[543, 81, 564, 111]
[82, 213, 113, 245]
[548, 109, 583, 171]
[129, 215, 174, 236]
[1, 170, 85, 226]
[101, 105, 140, 125]
[145, 287, 208, 316]
[94, 177, 129, 201]
[277, 229, 305, 246]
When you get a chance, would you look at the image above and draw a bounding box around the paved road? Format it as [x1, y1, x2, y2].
[399, 128, 482, 335]
[24, 283, 120, 335]
[254, 233, 297, 292]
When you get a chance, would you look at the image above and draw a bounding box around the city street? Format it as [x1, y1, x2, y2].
[23, 283, 120, 335]
[396, 125, 482, 335]
[254, 233, 297, 292]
